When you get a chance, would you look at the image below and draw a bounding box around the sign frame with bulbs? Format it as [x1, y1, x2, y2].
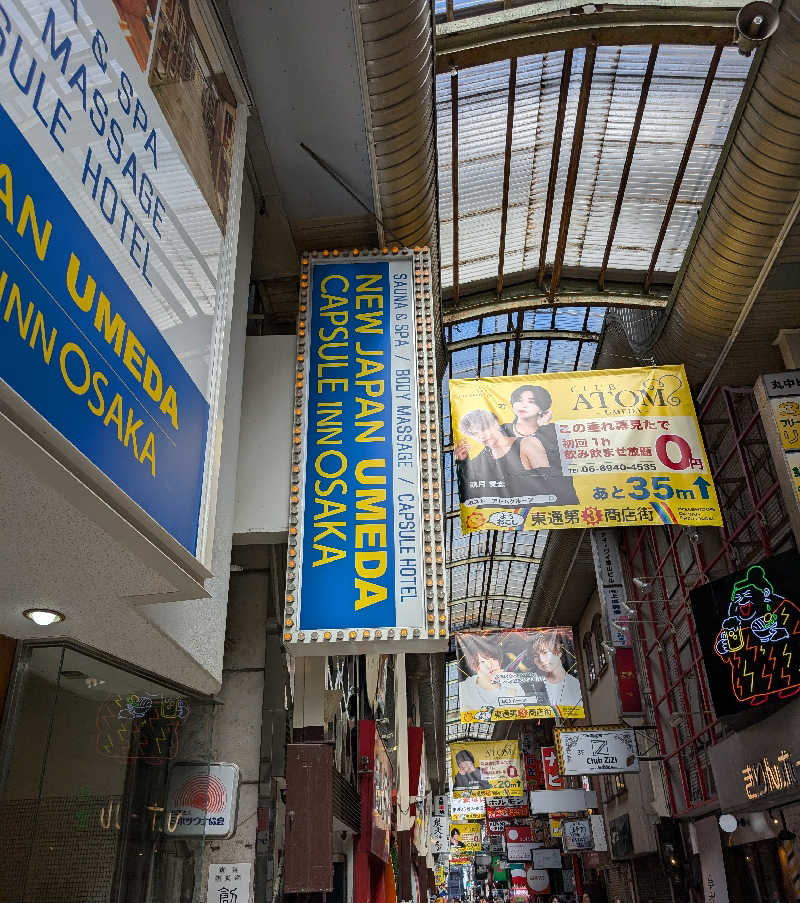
[284, 249, 447, 653]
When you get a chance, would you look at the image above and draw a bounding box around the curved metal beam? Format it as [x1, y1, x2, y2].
[448, 328, 599, 352]
[443, 276, 670, 324]
[446, 554, 542, 568]
[436, 6, 735, 73]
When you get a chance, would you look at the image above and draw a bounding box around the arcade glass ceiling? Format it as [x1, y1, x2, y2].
[434, 1, 752, 739]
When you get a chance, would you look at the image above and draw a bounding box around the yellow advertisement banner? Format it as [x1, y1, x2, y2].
[449, 366, 722, 533]
[450, 821, 482, 853]
[770, 396, 800, 451]
[449, 740, 523, 798]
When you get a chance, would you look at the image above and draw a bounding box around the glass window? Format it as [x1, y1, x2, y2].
[0, 645, 215, 903]
[582, 634, 596, 686]
[593, 614, 608, 674]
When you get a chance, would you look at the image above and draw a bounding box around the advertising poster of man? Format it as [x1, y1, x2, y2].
[456, 629, 584, 723]
[449, 741, 524, 798]
[450, 821, 482, 853]
[449, 367, 722, 534]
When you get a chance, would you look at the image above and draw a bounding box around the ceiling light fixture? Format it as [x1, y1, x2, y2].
[23, 608, 65, 627]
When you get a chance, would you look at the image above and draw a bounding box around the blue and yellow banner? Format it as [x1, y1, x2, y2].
[0, 104, 208, 551]
[449, 366, 722, 533]
[296, 259, 425, 633]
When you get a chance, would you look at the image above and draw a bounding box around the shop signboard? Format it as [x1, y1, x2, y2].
[206, 862, 251, 903]
[450, 820, 481, 853]
[561, 818, 593, 851]
[708, 695, 800, 811]
[492, 855, 509, 882]
[505, 824, 533, 861]
[524, 753, 544, 789]
[530, 789, 597, 814]
[166, 763, 240, 837]
[486, 799, 529, 819]
[486, 817, 511, 835]
[531, 848, 562, 869]
[590, 814, 608, 852]
[525, 868, 550, 895]
[554, 726, 640, 775]
[449, 366, 722, 534]
[455, 629, 584, 723]
[689, 551, 800, 718]
[0, 0, 246, 554]
[450, 794, 486, 820]
[541, 746, 563, 790]
[287, 249, 447, 653]
[449, 740, 523, 798]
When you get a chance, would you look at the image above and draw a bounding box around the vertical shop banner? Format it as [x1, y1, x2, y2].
[692, 817, 730, 903]
[455, 629, 584, 722]
[449, 367, 721, 534]
[590, 530, 644, 713]
[449, 740, 523, 798]
[0, 1, 245, 552]
[289, 251, 447, 652]
[590, 529, 630, 647]
[430, 816, 449, 854]
[524, 753, 544, 790]
[358, 721, 394, 863]
[757, 371, 800, 546]
[450, 821, 481, 853]
[613, 647, 643, 714]
[541, 747, 562, 790]
[689, 551, 800, 717]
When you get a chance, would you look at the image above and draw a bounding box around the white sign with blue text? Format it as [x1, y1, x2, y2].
[167, 763, 240, 837]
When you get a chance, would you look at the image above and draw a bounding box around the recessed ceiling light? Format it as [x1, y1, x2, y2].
[23, 608, 65, 626]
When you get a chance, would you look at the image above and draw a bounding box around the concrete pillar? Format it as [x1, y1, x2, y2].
[292, 656, 326, 741]
[201, 565, 268, 903]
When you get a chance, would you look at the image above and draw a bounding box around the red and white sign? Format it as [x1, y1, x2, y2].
[524, 753, 544, 790]
[505, 824, 534, 860]
[541, 747, 562, 790]
[487, 802, 529, 819]
[526, 868, 550, 894]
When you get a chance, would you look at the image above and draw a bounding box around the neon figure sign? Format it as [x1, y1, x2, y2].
[689, 552, 800, 718]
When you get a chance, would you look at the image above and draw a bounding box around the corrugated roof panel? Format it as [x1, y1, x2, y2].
[439, 45, 750, 289]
